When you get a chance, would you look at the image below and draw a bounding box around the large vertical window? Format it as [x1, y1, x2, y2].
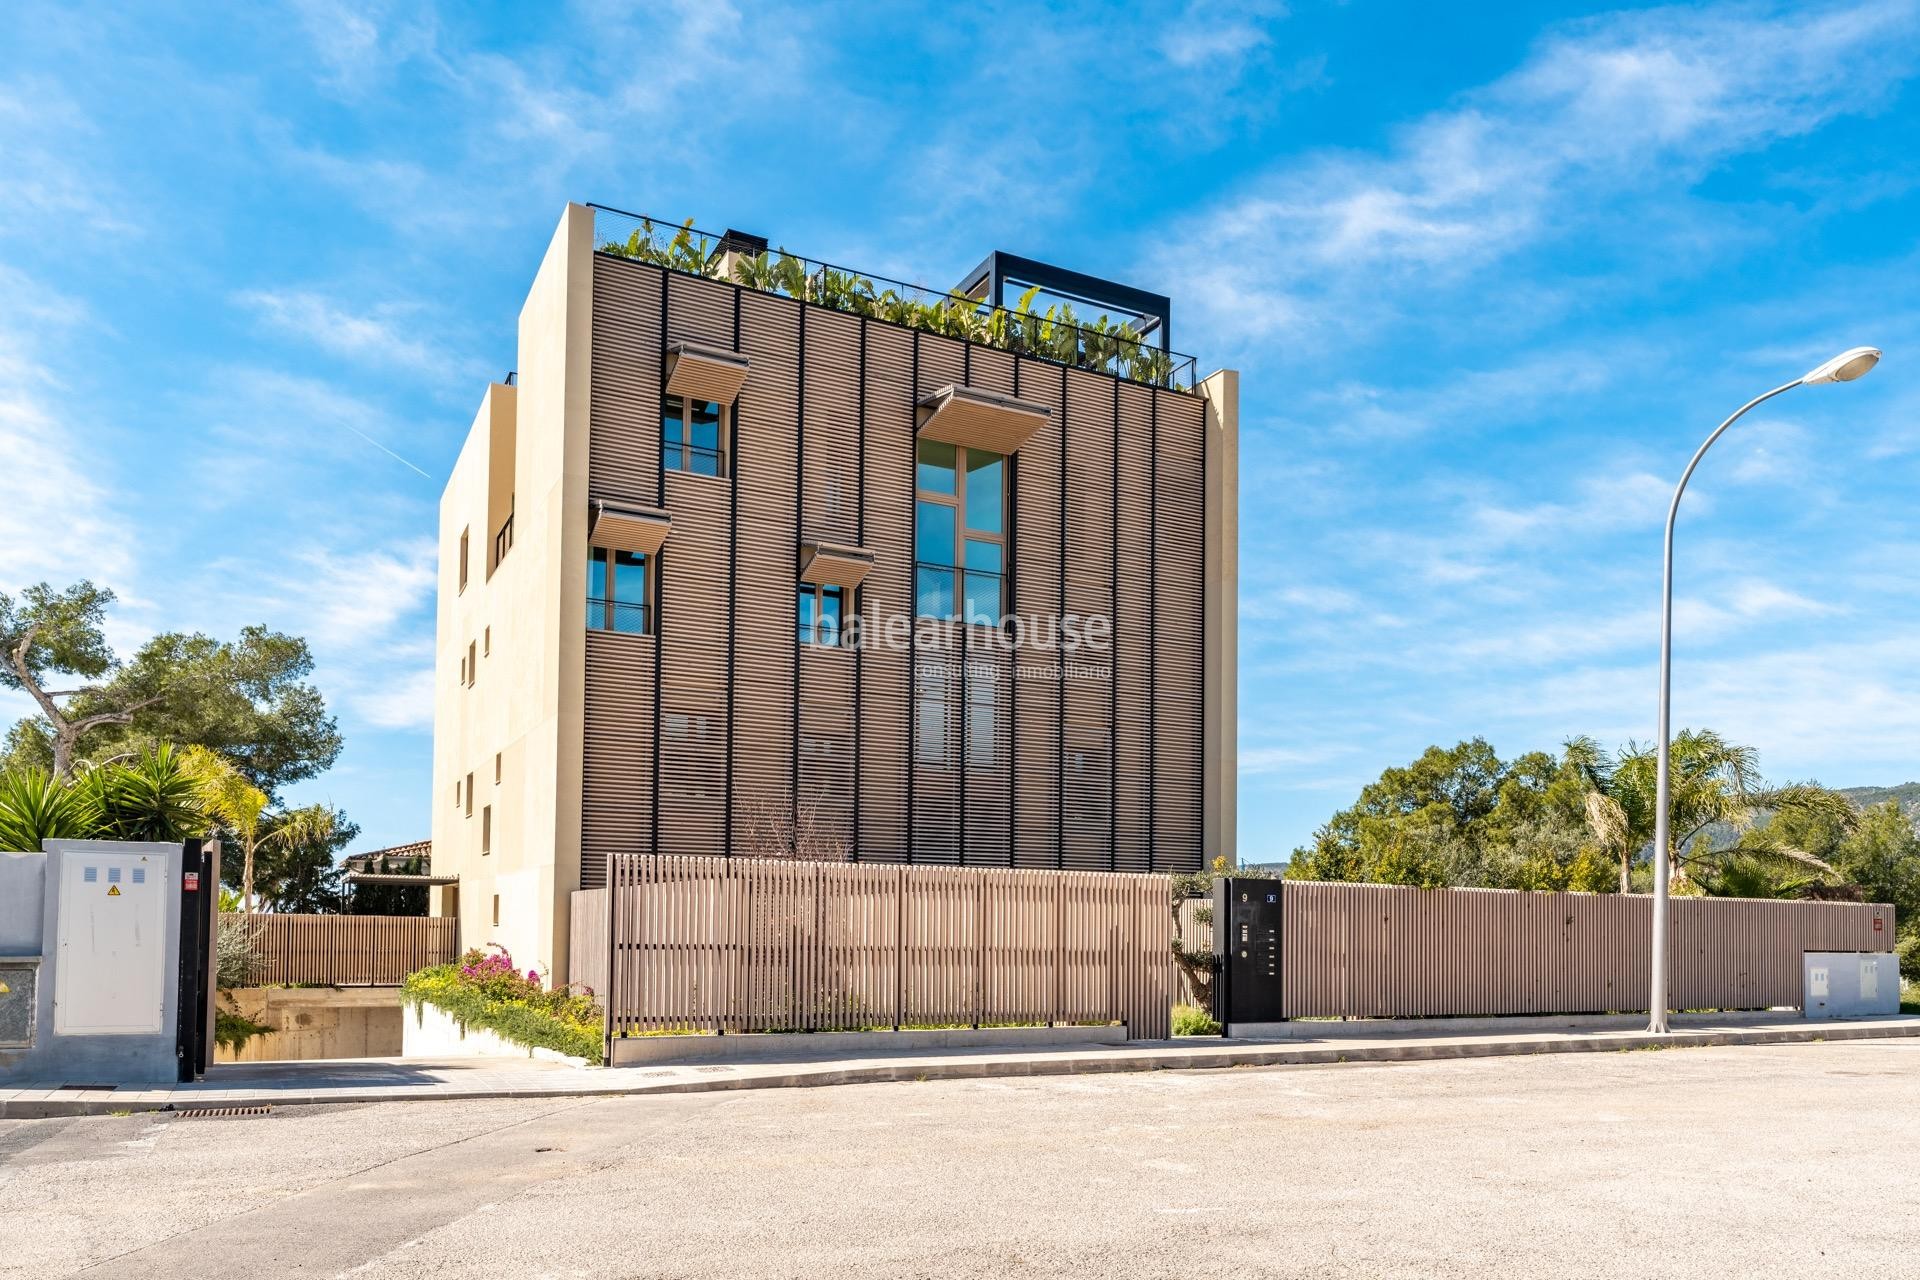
[915, 439, 1006, 623]
[798, 584, 847, 647]
[588, 546, 650, 634]
[663, 395, 727, 476]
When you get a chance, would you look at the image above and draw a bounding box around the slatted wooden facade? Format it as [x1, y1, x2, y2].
[582, 252, 1209, 879]
[576, 854, 1174, 1040]
[1274, 882, 1893, 1018]
[223, 914, 459, 987]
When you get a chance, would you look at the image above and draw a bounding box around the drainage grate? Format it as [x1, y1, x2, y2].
[175, 1106, 272, 1119]
[695, 1066, 732, 1074]
[60, 1084, 117, 1092]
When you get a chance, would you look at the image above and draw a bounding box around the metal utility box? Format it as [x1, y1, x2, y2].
[1803, 951, 1899, 1019]
[55, 848, 170, 1035]
[1214, 878, 1285, 1030]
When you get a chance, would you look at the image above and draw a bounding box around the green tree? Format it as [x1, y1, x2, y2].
[253, 805, 358, 913]
[1, 582, 169, 778]
[1287, 739, 1613, 892]
[0, 746, 210, 850]
[8, 622, 342, 799]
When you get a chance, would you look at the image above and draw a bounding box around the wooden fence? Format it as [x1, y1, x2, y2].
[224, 913, 459, 987]
[1274, 881, 1892, 1018]
[574, 855, 1175, 1042]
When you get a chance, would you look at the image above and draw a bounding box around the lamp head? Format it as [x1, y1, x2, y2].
[1800, 346, 1881, 385]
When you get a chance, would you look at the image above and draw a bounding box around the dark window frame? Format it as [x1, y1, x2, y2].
[587, 545, 653, 635]
[914, 439, 1008, 624]
[797, 582, 851, 648]
[662, 394, 730, 477]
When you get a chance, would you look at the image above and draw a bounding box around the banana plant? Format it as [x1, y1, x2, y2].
[771, 252, 809, 301]
[729, 251, 779, 291]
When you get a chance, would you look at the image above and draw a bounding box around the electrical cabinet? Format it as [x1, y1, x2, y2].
[1804, 951, 1898, 1019]
[53, 850, 168, 1036]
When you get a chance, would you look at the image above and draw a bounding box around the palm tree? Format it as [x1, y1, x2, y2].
[186, 746, 334, 913]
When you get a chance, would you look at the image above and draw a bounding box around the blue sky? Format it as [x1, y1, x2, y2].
[3, 1, 1918, 864]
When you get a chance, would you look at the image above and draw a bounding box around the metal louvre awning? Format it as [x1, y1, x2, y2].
[799, 540, 877, 588]
[343, 873, 461, 886]
[590, 499, 672, 555]
[664, 341, 751, 405]
[916, 384, 1052, 455]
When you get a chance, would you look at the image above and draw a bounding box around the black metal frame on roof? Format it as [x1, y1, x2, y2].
[955, 250, 1171, 354]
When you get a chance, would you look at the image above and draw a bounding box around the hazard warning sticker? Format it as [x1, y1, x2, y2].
[107, 885, 121, 897]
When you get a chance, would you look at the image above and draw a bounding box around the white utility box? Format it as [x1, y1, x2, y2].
[1803, 951, 1899, 1019]
[53, 849, 169, 1035]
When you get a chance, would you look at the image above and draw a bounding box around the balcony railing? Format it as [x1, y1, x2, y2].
[914, 563, 1005, 624]
[591, 204, 1200, 393]
[588, 598, 649, 635]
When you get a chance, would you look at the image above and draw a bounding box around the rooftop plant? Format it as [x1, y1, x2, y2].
[598, 217, 1192, 391]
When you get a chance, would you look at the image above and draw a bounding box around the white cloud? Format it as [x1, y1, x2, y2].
[234, 288, 445, 376]
[1161, 1, 1920, 351]
[0, 267, 133, 593]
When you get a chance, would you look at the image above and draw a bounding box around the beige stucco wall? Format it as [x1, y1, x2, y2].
[431, 202, 595, 982]
[214, 987, 402, 1063]
[1201, 368, 1239, 867]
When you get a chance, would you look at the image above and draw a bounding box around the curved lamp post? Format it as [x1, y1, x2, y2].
[1647, 345, 1882, 1034]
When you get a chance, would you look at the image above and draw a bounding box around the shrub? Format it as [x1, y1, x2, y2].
[214, 1002, 273, 1053]
[1171, 1003, 1221, 1037]
[402, 945, 603, 1064]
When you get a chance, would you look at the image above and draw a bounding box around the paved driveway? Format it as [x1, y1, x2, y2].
[5, 1040, 1917, 1278]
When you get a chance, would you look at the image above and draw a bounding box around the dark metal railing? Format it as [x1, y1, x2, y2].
[588, 598, 649, 635]
[663, 440, 725, 476]
[590, 204, 1201, 393]
[914, 563, 1004, 624]
[493, 514, 514, 564]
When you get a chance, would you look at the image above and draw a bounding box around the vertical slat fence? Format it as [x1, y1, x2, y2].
[223, 913, 459, 986]
[585, 855, 1175, 1041]
[1277, 882, 1891, 1019]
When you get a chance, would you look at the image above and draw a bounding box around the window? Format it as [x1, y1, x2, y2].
[588, 546, 650, 634]
[458, 527, 470, 593]
[467, 640, 477, 687]
[966, 662, 998, 770]
[914, 660, 949, 766]
[481, 805, 492, 855]
[483, 626, 491, 656]
[459, 653, 467, 685]
[663, 395, 727, 476]
[798, 584, 848, 647]
[492, 894, 500, 927]
[494, 752, 502, 784]
[454, 779, 462, 809]
[465, 772, 474, 818]
[915, 439, 1006, 623]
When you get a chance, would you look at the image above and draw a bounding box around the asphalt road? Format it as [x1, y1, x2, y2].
[6, 1040, 1918, 1279]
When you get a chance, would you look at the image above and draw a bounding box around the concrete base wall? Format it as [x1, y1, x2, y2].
[215, 988, 404, 1063]
[609, 1024, 1129, 1067]
[402, 998, 590, 1066]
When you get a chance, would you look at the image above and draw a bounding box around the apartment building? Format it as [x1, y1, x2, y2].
[432, 203, 1237, 979]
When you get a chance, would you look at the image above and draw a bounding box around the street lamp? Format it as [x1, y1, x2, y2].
[1647, 345, 1881, 1034]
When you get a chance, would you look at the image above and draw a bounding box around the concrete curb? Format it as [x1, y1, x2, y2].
[6, 1018, 1917, 1119]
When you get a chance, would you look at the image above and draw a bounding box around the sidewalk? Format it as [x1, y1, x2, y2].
[6, 1014, 1917, 1119]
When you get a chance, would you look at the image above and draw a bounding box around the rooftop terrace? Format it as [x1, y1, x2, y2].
[590, 204, 1201, 393]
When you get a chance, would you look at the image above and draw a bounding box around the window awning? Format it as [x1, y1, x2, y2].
[916, 384, 1052, 455]
[665, 341, 751, 405]
[799, 540, 876, 588]
[590, 499, 672, 556]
